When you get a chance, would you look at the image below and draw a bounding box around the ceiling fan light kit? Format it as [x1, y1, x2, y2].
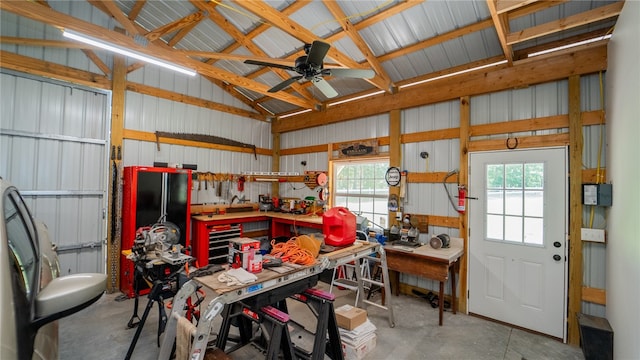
[244, 40, 374, 98]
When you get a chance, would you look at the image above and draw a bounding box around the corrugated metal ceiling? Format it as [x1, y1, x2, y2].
[3, 0, 622, 118]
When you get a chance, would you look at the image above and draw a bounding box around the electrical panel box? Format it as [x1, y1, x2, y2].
[582, 184, 612, 206]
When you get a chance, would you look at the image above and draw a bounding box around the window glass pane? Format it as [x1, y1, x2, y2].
[487, 164, 504, 189]
[486, 190, 503, 214]
[505, 190, 523, 216]
[524, 217, 544, 245]
[486, 214, 503, 239]
[524, 190, 543, 217]
[524, 163, 544, 189]
[373, 198, 388, 226]
[374, 179, 388, 195]
[504, 215, 523, 242]
[332, 158, 389, 231]
[505, 164, 523, 189]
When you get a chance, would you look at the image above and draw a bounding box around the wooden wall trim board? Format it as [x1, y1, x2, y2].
[0, 50, 111, 90]
[582, 286, 606, 305]
[468, 133, 570, 151]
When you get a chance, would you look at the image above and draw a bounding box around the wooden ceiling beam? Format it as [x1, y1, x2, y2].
[508, 0, 568, 19]
[128, 0, 146, 21]
[487, 0, 514, 63]
[233, 1, 390, 93]
[145, 10, 205, 42]
[191, 0, 315, 102]
[323, 1, 394, 92]
[97, 0, 140, 36]
[506, 1, 624, 45]
[272, 42, 607, 133]
[496, 0, 540, 14]
[378, 19, 494, 63]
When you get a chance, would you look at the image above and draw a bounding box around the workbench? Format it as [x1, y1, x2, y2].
[191, 212, 324, 265]
[385, 237, 464, 326]
[158, 240, 395, 360]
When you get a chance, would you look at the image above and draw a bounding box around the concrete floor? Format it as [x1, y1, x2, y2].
[60, 280, 585, 360]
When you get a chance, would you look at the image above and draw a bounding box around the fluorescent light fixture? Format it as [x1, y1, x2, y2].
[528, 34, 612, 58]
[279, 108, 312, 119]
[328, 90, 385, 107]
[400, 60, 508, 90]
[63, 29, 197, 76]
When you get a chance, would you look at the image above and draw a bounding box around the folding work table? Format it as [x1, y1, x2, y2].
[158, 240, 395, 360]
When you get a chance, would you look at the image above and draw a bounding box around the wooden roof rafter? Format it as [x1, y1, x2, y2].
[323, 1, 395, 93]
[191, 0, 316, 102]
[233, 1, 390, 93]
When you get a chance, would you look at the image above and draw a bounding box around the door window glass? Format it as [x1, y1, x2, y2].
[486, 162, 545, 245]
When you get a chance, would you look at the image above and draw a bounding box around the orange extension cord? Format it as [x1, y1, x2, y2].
[270, 238, 316, 265]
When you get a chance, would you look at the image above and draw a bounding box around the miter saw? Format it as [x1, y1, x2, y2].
[127, 221, 193, 266]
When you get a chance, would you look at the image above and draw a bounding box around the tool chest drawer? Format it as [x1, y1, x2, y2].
[192, 223, 242, 266]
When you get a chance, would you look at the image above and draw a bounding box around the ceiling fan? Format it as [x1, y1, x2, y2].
[244, 40, 375, 98]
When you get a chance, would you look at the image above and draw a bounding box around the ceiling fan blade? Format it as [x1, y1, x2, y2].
[268, 76, 303, 93]
[311, 77, 338, 98]
[324, 68, 375, 79]
[306, 40, 330, 66]
[245, 59, 296, 71]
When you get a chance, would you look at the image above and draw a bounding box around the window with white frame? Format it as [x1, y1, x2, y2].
[332, 158, 389, 230]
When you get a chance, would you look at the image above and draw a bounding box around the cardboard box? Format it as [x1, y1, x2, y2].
[229, 237, 260, 252]
[335, 305, 367, 330]
[342, 333, 376, 360]
[228, 238, 262, 273]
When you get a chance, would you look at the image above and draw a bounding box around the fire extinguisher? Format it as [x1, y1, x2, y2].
[457, 185, 467, 213]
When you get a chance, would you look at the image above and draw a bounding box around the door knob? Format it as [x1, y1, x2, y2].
[553, 254, 562, 261]
[553, 241, 562, 248]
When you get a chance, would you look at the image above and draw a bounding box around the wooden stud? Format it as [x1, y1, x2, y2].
[568, 75, 583, 345]
[106, 55, 125, 294]
[389, 110, 402, 226]
[272, 133, 281, 199]
[458, 96, 470, 313]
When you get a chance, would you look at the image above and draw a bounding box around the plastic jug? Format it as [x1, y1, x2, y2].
[322, 207, 356, 246]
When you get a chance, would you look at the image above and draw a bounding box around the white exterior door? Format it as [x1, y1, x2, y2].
[468, 148, 567, 339]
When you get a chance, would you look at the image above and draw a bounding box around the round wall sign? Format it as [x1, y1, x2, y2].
[385, 167, 402, 186]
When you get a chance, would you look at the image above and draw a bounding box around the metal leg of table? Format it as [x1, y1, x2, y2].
[438, 281, 445, 326]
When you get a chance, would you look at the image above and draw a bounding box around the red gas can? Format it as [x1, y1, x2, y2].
[323, 207, 356, 247]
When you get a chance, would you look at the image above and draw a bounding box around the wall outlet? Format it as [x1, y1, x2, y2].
[581, 228, 606, 243]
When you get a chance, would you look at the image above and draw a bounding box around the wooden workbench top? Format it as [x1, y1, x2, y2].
[386, 237, 464, 262]
[192, 211, 323, 225]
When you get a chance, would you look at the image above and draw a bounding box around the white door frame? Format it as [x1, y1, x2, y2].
[467, 147, 568, 340]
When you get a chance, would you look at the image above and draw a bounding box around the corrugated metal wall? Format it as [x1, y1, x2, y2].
[123, 66, 274, 206]
[0, 71, 110, 275]
[1, 4, 113, 276]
